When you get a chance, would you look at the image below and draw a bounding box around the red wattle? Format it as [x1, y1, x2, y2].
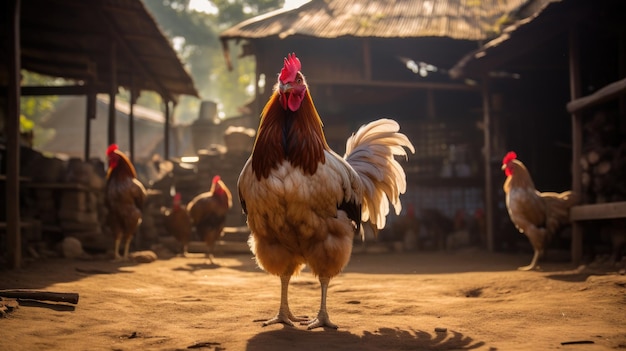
[287, 93, 301, 111]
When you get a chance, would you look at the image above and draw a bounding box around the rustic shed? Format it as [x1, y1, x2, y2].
[1, 0, 199, 268]
[39, 96, 167, 161]
[219, 0, 530, 250]
[450, 0, 626, 263]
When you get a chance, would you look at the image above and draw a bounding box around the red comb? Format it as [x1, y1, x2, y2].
[502, 151, 517, 164]
[212, 175, 221, 183]
[279, 53, 301, 84]
[106, 144, 119, 156]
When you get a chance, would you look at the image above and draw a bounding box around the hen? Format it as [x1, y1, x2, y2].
[163, 192, 193, 256]
[238, 53, 415, 329]
[105, 144, 147, 261]
[501, 151, 579, 270]
[187, 175, 233, 263]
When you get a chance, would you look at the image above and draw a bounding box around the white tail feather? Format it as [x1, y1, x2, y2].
[344, 119, 415, 230]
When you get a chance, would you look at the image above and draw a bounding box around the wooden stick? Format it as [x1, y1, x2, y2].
[0, 290, 79, 304]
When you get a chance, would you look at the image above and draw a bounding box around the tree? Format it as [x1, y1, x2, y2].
[19, 71, 62, 147]
[141, 0, 284, 124]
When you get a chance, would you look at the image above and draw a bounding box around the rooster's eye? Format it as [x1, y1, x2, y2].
[296, 78, 302, 84]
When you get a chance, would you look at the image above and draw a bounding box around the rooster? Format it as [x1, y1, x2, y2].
[187, 175, 233, 263]
[501, 151, 579, 270]
[105, 144, 147, 261]
[238, 53, 414, 329]
[162, 192, 193, 256]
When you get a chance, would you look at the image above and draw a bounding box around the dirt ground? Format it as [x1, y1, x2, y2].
[1, 246, 625, 351]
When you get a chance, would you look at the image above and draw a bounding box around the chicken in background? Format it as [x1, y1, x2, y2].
[501, 151, 579, 270]
[238, 53, 415, 329]
[187, 175, 233, 264]
[105, 144, 147, 261]
[390, 203, 420, 251]
[162, 192, 193, 256]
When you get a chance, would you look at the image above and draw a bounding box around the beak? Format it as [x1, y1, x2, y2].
[501, 164, 506, 170]
[279, 82, 292, 93]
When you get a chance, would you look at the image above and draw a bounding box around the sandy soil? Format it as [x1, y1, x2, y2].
[1, 247, 625, 351]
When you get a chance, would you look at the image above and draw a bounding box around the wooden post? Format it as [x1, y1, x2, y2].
[482, 77, 494, 252]
[5, 0, 22, 269]
[129, 76, 136, 165]
[108, 42, 117, 146]
[85, 89, 96, 160]
[164, 99, 170, 160]
[568, 28, 583, 265]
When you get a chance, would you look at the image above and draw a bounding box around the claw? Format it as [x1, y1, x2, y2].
[256, 275, 307, 327]
[517, 264, 535, 271]
[302, 311, 338, 330]
[255, 313, 308, 327]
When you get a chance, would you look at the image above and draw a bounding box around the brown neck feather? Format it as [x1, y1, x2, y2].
[107, 151, 137, 180]
[503, 161, 536, 193]
[251, 91, 329, 179]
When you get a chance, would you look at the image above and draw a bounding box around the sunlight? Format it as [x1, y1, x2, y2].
[188, 0, 217, 14]
[189, 0, 310, 13]
[284, 0, 309, 10]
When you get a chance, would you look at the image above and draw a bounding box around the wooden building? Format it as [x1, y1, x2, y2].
[1, 0, 198, 268]
[450, 0, 626, 262]
[219, 0, 534, 250]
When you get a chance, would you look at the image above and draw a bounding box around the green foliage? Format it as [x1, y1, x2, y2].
[19, 71, 61, 147]
[19, 71, 60, 123]
[141, 0, 283, 123]
[20, 115, 34, 132]
[12, 1, 284, 148]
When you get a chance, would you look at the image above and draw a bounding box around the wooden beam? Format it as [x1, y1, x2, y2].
[570, 202, 626, 221]
[307, 79, 479, 91]
[5, 0, 22, 269]
[9, 84, 108, 96]
[566, 77, 626, 113]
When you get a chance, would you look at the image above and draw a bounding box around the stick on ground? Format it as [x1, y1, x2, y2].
[0, 290, 79, 304]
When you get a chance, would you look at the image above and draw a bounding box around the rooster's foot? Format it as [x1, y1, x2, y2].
[517, 264, 539, 271]
[255, 312, 308, 327]
[301, 312, 338, 330]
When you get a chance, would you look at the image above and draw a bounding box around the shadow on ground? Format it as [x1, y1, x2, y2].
[246, 327, 489, 351]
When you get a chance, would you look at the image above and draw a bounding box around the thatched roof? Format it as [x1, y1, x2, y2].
[449, 0, 578, 79]
[220, 0, 528, 41]
[8, 0, 198, 101]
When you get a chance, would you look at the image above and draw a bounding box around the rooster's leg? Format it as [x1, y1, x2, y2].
[122, 236, 132, 261]
[113, 237, 123, 261]
[302, 276, 338, 330]
[519, 227, 546, 271]
[205, 245, 215, 264]
[519, 249, 542, 271]
[256, 275, 307, 327]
